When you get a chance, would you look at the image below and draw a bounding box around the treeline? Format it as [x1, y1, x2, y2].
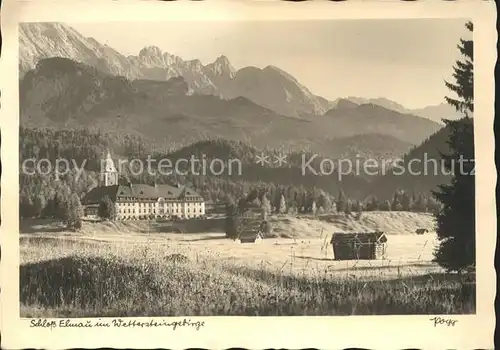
[20, 176, 85, 229]
[20, 126, 156, 171]
[224, 185, 442, 217]
[19, 127, 444, 223]
[224, 186, 442, 239]
[20, 159, 442, 222]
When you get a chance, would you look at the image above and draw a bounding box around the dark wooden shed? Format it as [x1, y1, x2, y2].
[415, 228, 429, 235]
[330, 231, 388, 260]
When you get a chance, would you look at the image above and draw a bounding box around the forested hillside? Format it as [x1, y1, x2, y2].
[20, 127, 443, 219]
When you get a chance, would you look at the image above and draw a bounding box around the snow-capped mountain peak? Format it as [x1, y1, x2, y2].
[138, 45, 163, 58]
[205, 55, 236, 78]
[19, 22, 334, 117]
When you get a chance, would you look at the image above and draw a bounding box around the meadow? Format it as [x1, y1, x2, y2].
[19, 212, 476, 317]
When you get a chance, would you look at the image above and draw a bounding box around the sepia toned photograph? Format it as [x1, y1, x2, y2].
[0, 1, 496, 349]
[18, 18, 478, 317]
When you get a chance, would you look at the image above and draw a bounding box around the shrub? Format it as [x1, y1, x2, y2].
[225, 205, 243, 239]
[261, 220, 273, 236]
[98, 195, 115, 220]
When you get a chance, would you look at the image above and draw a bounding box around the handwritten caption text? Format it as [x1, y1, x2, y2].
[30, 318, 205, 331]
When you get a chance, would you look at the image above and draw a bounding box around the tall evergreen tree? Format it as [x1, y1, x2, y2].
[54, 189, 71, 222]
[318, 192, 332, 212]
[336, 189, 347, 213]
[381, 200, 392, 212]
[67, 193, 83, 230]
[260, 194, 272, 220]
[98, 195, 116, 220]
[400, 191, 413, 211]
[311, 201, 317, 215]
[33, 194, 46, 218]
[344, 200, 352, 216]
[279, 194, 287, 214]
[444, 21, 474, 118]
[391, 192, 401, 211]
[433, 21, 475, 272]
[225, 202, 243, 239]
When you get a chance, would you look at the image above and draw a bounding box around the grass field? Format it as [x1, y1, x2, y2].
[19, 212, 476, 317]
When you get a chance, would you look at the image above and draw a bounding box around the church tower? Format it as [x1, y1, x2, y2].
[101, 150, 118, 187]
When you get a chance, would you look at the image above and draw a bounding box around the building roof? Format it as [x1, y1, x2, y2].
[81, 185, 120, 205]
[82, 183, 203, 204]
[331, 232, 387, 244]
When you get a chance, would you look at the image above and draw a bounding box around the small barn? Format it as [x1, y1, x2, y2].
[234, 206, 264, 244]
[415, 228, 429, 235]
[330, 231, 388, 260]
[236, 231, 264, 244]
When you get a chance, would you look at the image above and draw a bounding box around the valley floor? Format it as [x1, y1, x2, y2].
[19, 212, 475, 317]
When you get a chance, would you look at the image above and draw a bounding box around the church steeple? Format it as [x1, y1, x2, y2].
[101, 150, 118, 187]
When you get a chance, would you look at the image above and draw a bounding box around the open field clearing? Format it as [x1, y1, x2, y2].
[19, 212, 475, 317]
[21, 231, 440, 279]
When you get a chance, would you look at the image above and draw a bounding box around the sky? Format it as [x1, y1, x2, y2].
[70, 19, 471, 109]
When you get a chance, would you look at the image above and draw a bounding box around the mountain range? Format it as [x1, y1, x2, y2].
[341, 97, 461, 124]
[19, 22, 461, 122]
[17, 22, 466, 202]
[19, 23, 333, 118]
[20, 57, 442, 159]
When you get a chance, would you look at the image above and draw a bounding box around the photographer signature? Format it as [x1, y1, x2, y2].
[429, 316, 458, 327]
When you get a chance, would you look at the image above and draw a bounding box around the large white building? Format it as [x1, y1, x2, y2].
[82, 151, 205, 220]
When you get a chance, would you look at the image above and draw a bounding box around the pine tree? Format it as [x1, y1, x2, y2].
[260, 194, 272, 220]
[311, 201, 317, 215]
[67, 193, 83, 230]
[400, 191, 413, 211]
[20, 196, 35, 219]
[344, 200, 352, 216]
[33, 194, 46, 218]
[391, 192, 401, 211]
[355, 200, 363, 220]
[274, 190, 282, 213]
[337, 189, 347, 213]
[444, 21, 473, 118]
[433, 21, 475, 272]
[279, 194, 287, 214]
[225, 193, 235, 207]
[365, 196, 378, 211]
[381, 200, 392, 211]
[98, 195, 116, 220]
[225, 203, 243, 239]
[356, 200, 363, 212]
[318, 192, 332, 212]
[54, 190, 71, 222]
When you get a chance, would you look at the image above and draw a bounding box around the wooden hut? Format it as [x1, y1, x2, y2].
[234, 206, 264, 244]
[415, 228, 429, 235]
[237, 231, 263, 244]
[330, 231, 387, 260]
